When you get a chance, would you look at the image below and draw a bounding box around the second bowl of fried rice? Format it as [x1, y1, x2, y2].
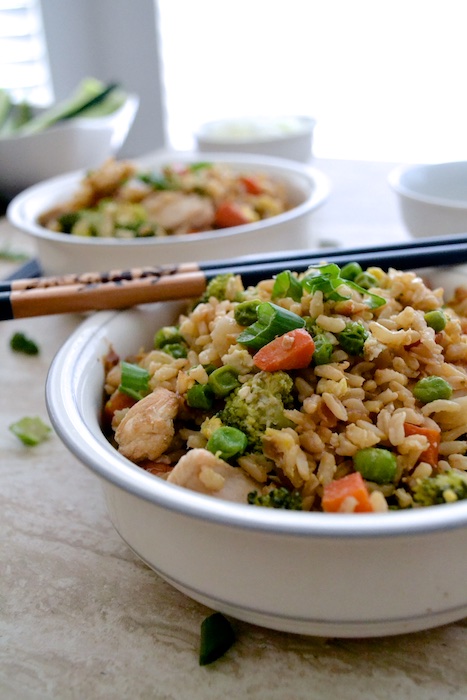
[46, 260, 467, 637]
[7, 150, 330, 275]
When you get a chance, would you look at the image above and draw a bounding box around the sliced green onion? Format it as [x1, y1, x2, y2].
[340, 261, 363, 281]
[118, 361, 150, 401]
[162, 343, 187, 359]
[199, 612, 235, 666]
[9, 331, 39, 355]
[236, 302, 305, 350]
[301, 264, 386, 310]
[272, 269, 303, 302]
[208, 365, 239, 397]
[154, 325, 185, 348]
[9, 416, 51, 446]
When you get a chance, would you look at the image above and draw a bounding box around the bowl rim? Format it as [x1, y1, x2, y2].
[45, 304, 467, 541]
[7, 151, 330, 247]
[196, 115, 317, 145]
[388, 161, 467, 209]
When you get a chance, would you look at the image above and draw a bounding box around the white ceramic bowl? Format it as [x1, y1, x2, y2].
[196, 116, 316, 163]
[46, 265, 467, 638]
[388, 161, 467, 238]
[7, 151, 330, 276]
[0, 95, 139, 199]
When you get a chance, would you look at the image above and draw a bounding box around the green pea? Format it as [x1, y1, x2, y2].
[186, 383, 214, 409]
[154, 325, 185, 348]
[340, 262, 363, 281]
[424, 309, 447, 332]
[206, 426, 248, 461]
[354, 271, 379, 290]
[162, 343, 187, 359]
[353, 447, 397, 484]
[413, 376, 452, 403]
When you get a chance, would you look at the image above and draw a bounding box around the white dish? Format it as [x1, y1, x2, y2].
[46, 265, 467, 638]
[196, 116, 316, 163]
[0, 95, 139, 199]
[388, 161, 467, 238]
[7, 151, 330, 275]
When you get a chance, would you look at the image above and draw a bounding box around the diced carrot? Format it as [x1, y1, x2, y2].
[322, 471, 374, 513]
[403, 422, 440, 467]
[214, 201, 255, 228]
[102, 390, 136, 428]
[253, 328, 315, 371]
[239, 175, 264, 195]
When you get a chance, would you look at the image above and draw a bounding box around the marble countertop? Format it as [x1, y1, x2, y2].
[1, 158, 467, 700]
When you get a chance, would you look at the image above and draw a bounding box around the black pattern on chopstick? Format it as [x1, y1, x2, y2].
[2, 238, 467, 321]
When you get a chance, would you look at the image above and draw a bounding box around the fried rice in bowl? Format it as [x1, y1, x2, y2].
[46, 261, 467, 637]
[7, 151, 330, 275]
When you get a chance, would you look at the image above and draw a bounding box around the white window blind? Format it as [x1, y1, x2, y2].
[0, 0, 52, 105]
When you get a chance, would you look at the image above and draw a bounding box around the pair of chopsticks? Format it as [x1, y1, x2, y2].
[2, 233, 467, 321]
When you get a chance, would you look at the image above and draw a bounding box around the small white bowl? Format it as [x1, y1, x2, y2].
[196, 116, 316, 163]
[0, 94, 139, 199]
[388, 161, 467, 238]
[7, 151, 330, 275]
[46, 265, 467, 638]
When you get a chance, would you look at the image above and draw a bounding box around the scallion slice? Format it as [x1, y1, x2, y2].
[272, 269, 303, 302]
[199, 612, 235, 666]
[236, 302, 305, 350]
[9, 416, 51, 446]
[118, 361, 150, 400]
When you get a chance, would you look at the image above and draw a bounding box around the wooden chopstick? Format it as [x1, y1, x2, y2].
[2, 239, 467, 321]
[3, 231, 467, 294]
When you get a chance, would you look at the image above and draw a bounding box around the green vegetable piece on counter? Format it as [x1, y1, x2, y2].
[10, 331, 39, 355]
[337, 321, 369, 356]
[272, 269, 303, 302]
[353, 447, 397, 484]
[234, 299, 261, 326]
[118, 361, 150, 401]
[424, 309, 447, 332]
[9, 416, 51, 446]
[206, 426, 248, 460]
[208, 365, 239, 397]
[413, 376, 452, 404]
[199, 612, 235, 666]
[186, 383, 214, 410]
[236, 301, 305, 350]
[340, 262, 363, 281]
[312, 333, 333, 365]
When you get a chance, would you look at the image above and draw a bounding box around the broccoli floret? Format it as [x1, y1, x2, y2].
[413, 469, 467, 506]
[219, 370, 294, 452]
[248, 487, 302, 510]
[199, 273, 237, 303]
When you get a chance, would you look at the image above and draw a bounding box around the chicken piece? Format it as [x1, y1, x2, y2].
[167, 448, 260, 503]
[143, 191, 215, 232]
[115, 387, 179, 462]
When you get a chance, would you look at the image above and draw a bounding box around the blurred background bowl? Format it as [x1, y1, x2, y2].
[7, 150, 330, 276]
[0, 94, 139, 200]
[195, 115, 316, 163]
[388, 161, 467, 238]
